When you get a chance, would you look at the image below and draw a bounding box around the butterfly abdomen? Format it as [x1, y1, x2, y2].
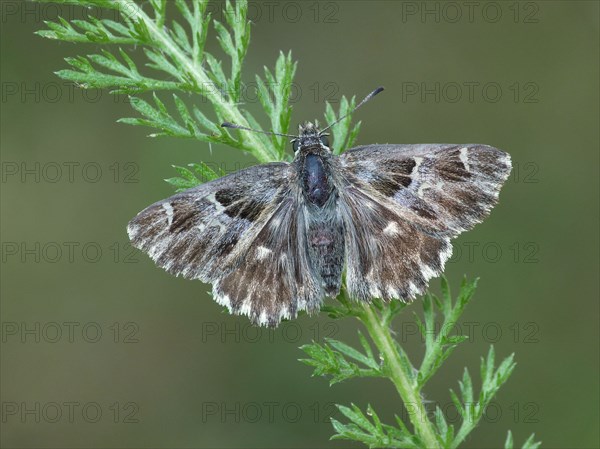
[306, 217, 345, 298]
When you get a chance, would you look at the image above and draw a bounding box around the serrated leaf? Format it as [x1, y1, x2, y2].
[445, 424, 455, 447]
[366, 404, 383, 434]
[449, 388, 465, 416]
[522, 433, 542, 449]
[413, 311, 426, 337]
[357, 331, 376, 363]
[505, 430, 514, 449]
[331, 403, 420, 448]
[171, 20, 191, 50]
[103, 19, 130, 37]
[189, 162, 221, 181]
[337, 403, 375, 434]
[164, 161, 221, 192]
[392, 341, 416, 382]
[460, 367, 474, 405]
[326, 338, 378, 370]
[346, 121, 361, 148]
[144, 48, 181, 80]
[431, 292, 443, 310]
[164, 176, 195, 191]
[422, 293, 435, 347]
[205, 53, 228, 91]
[192, 106, 221, 135]
[213, 19, 234, 57]
[440, 275, 452, 309]
[457, 276, 479, 308]
[172, 165, 196, 182]
[480, 345, 495, 393]
[434, 405, 448, 437]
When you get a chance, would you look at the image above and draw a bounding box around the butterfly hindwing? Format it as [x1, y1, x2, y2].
[213, 195, 323, 326]
[337, 183, 452, 302]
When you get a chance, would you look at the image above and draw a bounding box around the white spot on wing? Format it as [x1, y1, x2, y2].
[126, 223, 137, 240]
[297, 298, 307, 310]
[257, 246, 272, 260]
[417, 182, 431, 198]
[459, 147, 470, 171]
[365, 201, 376, 210]
[384, 222, 400, 236]
[239, 298, 252, 316]
[408, 282, 419, 297]
[369, 285, 381, 298]
[258, 310, 268, 326]
[499, 152, 513, 180]
[207, 192, 225, 214]
[439, 239, 453, 268]
[214, 293, 232, 311]
[278, 305, 290, 321]
[162, 203, 174, 226]
[413, 156, 423, 173]
[270, 216, 282, 229]
[420, 263, 437, 281]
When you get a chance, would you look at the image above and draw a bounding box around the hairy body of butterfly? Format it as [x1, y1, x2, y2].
[127, 121, 511, 327]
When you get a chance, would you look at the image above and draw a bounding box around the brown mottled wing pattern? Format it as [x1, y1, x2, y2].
[213, 194, 323, 326]
[127, 163, 319, 326]
[338, 144, 511, 301]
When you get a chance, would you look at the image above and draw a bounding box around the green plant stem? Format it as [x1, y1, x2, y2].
[114, 0, 275, 162]
[360, 305, 441, 449]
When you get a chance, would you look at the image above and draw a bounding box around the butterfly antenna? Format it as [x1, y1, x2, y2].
[321, 86, 384, 133]
[221, 122, 297, 138]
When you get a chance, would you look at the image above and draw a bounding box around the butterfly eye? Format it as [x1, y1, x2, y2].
[292, 140, 300, 152]
[319, 135, 329, 147]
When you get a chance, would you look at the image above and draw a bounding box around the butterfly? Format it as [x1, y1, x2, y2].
[127, 87, 511, 327]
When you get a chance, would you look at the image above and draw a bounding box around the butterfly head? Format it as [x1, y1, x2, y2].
[220, 87, 383, 156]
[291, 121, 330, 153]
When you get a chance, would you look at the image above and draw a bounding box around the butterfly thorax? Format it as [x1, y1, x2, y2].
[302, 153, 334, 207]
[294, 122, 335, 208]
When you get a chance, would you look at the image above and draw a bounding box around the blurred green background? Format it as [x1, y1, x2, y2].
[1, 1, 598, 448]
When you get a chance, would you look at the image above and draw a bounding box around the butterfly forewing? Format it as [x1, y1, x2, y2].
[337, 143, 511, 301]
[340, 144, 512, 236]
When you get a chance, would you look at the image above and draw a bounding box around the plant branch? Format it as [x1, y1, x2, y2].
[111, 0, 275, 162]
[359, 304, 442, 449]
[417, 279, 474, 388]
[304, 278, 538, 449]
